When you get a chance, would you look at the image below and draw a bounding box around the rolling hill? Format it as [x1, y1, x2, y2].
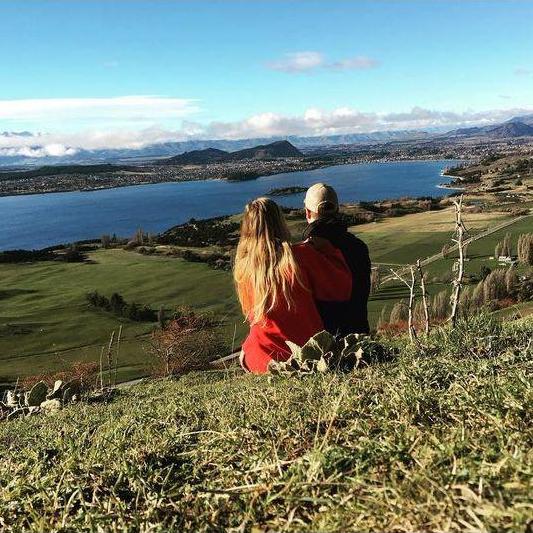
[160, 140, 303, 165]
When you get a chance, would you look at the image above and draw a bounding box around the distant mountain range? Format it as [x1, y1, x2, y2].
[444, 114, 533, 139]
[1, 114, 532, 168]
[161, 140, 303, 165]
[0, 130, 432, 167]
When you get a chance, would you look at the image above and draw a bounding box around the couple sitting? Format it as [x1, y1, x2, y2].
[234, 183, 371, 373]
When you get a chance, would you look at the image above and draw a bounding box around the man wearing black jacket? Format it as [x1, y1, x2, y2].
[303, 183, 371, 335]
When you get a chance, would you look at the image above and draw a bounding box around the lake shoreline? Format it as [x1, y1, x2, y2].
[0, 157, 461, 200]
[0, 159, 461, 251]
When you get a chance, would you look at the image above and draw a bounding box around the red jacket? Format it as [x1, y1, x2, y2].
[241, 239, 352, 373]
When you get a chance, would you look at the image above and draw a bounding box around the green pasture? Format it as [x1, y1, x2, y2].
[1, 211, 532, 385]
[0, 250, 242, 386]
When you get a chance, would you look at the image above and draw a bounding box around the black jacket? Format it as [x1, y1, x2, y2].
[303, 217, 371, 335]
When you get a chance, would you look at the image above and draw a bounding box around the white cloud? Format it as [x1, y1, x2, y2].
[266, 51, 379, 73]
[1, 105, 531, 158]
[0, 96, 199, 127]
[266, 51, 325, 73]
[196, 106, 531, 140]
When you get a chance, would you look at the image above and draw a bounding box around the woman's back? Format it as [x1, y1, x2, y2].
[240, 240, 352, 373]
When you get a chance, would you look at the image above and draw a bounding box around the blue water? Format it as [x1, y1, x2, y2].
[0, 160, 458, 251]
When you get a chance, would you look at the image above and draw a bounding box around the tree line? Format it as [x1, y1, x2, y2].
[86, 291, 158, 322]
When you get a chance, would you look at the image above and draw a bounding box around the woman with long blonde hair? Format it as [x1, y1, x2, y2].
[234, 197, 352, 373]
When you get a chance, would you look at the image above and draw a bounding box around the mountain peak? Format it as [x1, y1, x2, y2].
[160, 140, 302, 165]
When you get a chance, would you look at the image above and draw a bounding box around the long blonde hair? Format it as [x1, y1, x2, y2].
[234, 197, 305, 323]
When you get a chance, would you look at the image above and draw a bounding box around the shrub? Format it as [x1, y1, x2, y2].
[21, 361, 98, 392]
[150, 310, 225, 376]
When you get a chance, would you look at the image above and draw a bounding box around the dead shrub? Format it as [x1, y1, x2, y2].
[151, 309, 226, 376]
[21, 361, 98, 391]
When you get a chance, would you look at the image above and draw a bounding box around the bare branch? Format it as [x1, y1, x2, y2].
[449, 195, 468, 326]
[389, 267, 419, 344]
[416, 259, 430, 335]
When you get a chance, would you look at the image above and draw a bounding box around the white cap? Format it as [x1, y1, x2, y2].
[304, 183, 339, 215]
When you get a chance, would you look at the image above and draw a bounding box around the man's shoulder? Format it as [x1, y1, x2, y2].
[341, 232, 369, 253]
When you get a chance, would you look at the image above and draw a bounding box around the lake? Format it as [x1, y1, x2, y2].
[0, 160, 458, 251]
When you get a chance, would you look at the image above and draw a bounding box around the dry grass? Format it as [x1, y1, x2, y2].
[353, 207, 508, 235]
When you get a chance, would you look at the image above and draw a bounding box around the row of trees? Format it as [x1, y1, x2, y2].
[380, 265, 533, 331]
[376, 197, 533, 340]
[494, 233, 512, 258]
[86, 291, 157, 322]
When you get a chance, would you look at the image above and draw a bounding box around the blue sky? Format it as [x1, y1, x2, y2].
[1, 0, 532, 152]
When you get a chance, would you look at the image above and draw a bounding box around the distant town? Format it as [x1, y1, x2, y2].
[1, 117, 533, 197]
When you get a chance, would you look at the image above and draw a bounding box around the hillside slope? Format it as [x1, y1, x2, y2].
[1, 315, 531, 532]
[161, 140, 303, 165]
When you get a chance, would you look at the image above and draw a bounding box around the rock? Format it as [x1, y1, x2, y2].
[7, 407, 29, 420]
[40, 399, 61, 413]
[64, 379, 81, 397]
[47, 380, 64, 400]
[27, 381, 48, 406]
[6, 390, 18, 408]
[62, 388, 73, 404]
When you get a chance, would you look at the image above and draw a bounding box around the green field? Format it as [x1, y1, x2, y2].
[0, 251, 242, 386]
[1, 208, 532, 386]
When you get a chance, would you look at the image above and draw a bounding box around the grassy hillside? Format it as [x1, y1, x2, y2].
[1, 207, 532, 386]
[0, 250, 242, 386]
[1, 315, 531, 531]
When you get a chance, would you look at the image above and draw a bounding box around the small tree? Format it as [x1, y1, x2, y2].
[101, 234, 111, 249]
[458, 286, 473, 317]
[370, 268, 381, 294]
[431, 290, 449, 322]
[517, 234, 533, 266]
[110, 293, 126, 314]
[480, 266, 492, 280]
[390, 266, 419, 343]
[450, 196, 468, 326]
[416, 259, 430, 335]
[151, 312, 224, 376]
[483, 269, 507, 302]
[472, 281, 485, 307]
[505, 267, 519, 296]
[501, 232, 512, 257]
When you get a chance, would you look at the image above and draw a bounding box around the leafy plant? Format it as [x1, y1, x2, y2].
[268, 331, 388, 375]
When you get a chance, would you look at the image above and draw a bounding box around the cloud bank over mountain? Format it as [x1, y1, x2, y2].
[1, 96, 531, 158]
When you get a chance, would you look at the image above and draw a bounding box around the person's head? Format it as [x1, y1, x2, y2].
[304, 183, 339, 223]
[234, 197, 304, 323]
